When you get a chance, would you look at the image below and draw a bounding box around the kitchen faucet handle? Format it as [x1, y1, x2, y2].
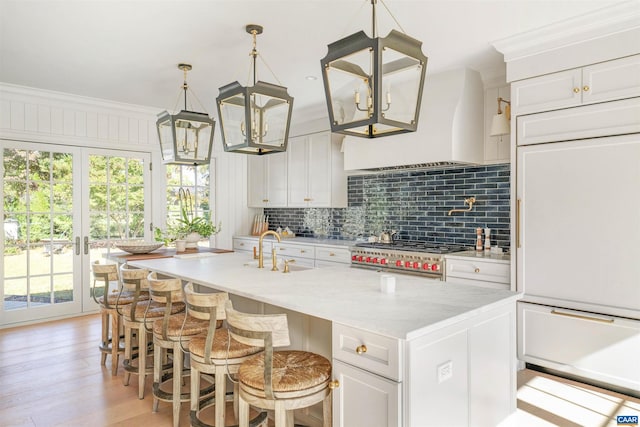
[283, 259, 295, 273]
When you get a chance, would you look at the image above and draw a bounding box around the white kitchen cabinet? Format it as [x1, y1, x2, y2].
[287, 131, 347, 208]
[272, 241, 316, 268]
[516, 133, 640, 318]
[314, 246, 351, 267]
[445, 254, 510, 290]
[518, 302, 640, 393]
[247, 152, 287, 207]
[484, 84, 511, 164]
[332, 359, 401, 427]
[232, 236, 272, 256]
[511, 54, 640, 115]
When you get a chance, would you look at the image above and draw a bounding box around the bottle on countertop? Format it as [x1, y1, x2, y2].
[476, 228, 483, 252]
[484, 228, 491, 252]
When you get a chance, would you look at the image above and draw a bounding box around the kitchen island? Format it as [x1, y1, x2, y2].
[127, 252, 520, 426]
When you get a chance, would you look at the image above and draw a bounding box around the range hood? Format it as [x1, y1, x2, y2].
[342, 68, 484, 171]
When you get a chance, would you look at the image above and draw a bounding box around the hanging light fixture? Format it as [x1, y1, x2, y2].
[156, 64, 215, 165]
[217, 24, 294, 155]
[321, 0, 428, 138]
[489, 97, 511, 136]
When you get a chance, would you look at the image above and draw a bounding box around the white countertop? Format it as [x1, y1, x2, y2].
[127, 252, 520, 341]
[446, 249, 511, 263]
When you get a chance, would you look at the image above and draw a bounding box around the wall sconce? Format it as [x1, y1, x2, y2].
[489, 97, 511, 136]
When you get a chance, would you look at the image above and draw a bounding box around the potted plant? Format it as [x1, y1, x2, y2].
[156, 188, 221, 249]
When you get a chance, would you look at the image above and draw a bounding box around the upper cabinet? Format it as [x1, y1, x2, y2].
[512, 54, 640, 116]
[248, 131, 347, 208]
[287, 132, 347, 208]
[247, 152, 287, 208]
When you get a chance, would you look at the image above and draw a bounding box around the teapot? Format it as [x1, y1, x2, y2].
[379, 230, 397, 244]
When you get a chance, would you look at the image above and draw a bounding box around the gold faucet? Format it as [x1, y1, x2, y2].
[448, 197, 477, 216]
[258, 230, 281, 269]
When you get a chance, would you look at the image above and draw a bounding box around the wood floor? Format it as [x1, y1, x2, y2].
[1, 313, 639, 427]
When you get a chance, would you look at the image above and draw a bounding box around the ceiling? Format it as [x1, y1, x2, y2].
[0, 0, 629, 120]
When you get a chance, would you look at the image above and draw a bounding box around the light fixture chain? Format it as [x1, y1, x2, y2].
[379, 0, 406, 34]
[257, 53, 283, 87]
[187, 87, 209, 114]
[338, 0, 368, 38]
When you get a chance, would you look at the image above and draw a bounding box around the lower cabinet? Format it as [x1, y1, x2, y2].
[518, 301, 640, 393]
[332, 360, 401, 427]
[445, 255, 510, 290]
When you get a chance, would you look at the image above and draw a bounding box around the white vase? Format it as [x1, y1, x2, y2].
[184, 232, 201, 249]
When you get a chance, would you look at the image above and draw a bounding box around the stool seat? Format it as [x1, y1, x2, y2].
[152, 312, 212, 337]
[189, 328, 262, 361]
[124, 299, 185, 322]
[238, 350, 332, 397]
[98, 290, 147, 306]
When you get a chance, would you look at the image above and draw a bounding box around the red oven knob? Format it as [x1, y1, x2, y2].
[422, 263, 430, 270]
[358, 256, 364, 262]
[395, 260, 403, 267]
[365, 257, 371, 263]
[413, 262, 420, 269]
[352, 255, 358, 261]
[372, 257, 379, 264]
[404, 261, 411, 268]
[380, 258, 388, 265]
[431, 264, 439, 271]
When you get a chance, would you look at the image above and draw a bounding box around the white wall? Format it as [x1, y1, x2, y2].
[0, 82, 251, 250]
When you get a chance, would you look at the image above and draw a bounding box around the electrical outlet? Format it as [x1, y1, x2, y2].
[437, 360, 453, 383]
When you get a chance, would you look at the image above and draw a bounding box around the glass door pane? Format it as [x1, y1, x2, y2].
[1, 143, 82, 325]
[83, 150, 150, 311]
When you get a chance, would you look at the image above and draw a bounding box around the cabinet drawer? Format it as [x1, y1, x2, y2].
[518, 302, 640, 392]
[333, 323, 402, 382]
[517, 97, 640, 146]
[233, 238, 271, 254]
[273, 242, 315, 259]
[445, 258, 509, 284]
[315, 246, 351, 264]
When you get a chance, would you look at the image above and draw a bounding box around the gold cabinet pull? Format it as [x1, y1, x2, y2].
[583, 85, 590, 92]
[551, 309, 614, 324]
[356, 344, 367, 355]
[474, 267, 480, 273]
[329, 252, 335, 256]
[262, 199, 269, 203]
[329, 380, 340, 389]
[300, 250, 306, 253]
[516, 198, 522, 248]
[573, 87, 580, 94]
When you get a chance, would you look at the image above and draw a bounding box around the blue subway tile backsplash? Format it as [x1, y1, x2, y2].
[265, 163, 510, 249]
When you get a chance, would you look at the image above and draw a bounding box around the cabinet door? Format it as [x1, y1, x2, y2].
[247, 155, 268, 207]
[287, 135, 308, 207]
[516, 134, 640, 315]
[512, 68, 581, 115]
[332, 360, 401, 427]
[307, 132, 332, 206]
[583, 54, 640, 104]
[266, 152, 287, 206]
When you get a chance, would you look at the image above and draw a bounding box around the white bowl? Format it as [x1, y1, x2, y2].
[115, 241, 164, 254]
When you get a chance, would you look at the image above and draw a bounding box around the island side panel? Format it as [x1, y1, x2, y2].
[406, 301, 516, 426]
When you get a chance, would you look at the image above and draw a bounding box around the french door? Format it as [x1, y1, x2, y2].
[1, 141, 151, 326]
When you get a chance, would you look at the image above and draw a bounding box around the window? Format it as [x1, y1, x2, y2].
[165, 164, 211, 244]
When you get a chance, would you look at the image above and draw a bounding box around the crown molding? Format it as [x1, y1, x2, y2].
[492, 0, 640, 62]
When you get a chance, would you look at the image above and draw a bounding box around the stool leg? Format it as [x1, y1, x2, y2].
[322, 393, 331, 427]
[274, 400, 287, 427]
[138, 326, 147, 399]
[190, 365, 200, 417]
[123, 324, 132, 386]
[101, 310, 109, 366]
[111, 310, 120, 376]
[152, 340, 161, 412]
[172, 342, 183, 427]
[239, 393, 250, 427]
[215, 365, 226, 427]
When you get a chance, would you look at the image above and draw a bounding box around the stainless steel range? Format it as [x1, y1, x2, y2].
[350, 241, 467, 280]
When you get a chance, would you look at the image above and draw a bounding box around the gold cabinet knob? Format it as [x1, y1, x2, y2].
[356, 344, 367, 355]
[573, 87, 580, 94]
[262, 199, 269, 203]
[329, 252, 335, 256]
[329, 380, 340, 390]
[583, 85, 590, 92]
[474, 268, 480, 273]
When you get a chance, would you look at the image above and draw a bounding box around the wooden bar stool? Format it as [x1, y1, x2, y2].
[147, 273, 214, 427]
[91, 260, 140, 376]
[185, 284, 264, 427]
[225, 301, 336, 427]
[121, 264, 182, 399]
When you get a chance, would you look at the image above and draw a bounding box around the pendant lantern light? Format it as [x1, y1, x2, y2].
[156, 64, 215, 165]
[320, 0, 427, 138]
[217, 25, 294, 155]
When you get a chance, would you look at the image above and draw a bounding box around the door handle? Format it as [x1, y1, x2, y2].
[84, 236, 89, 255]
[75, 236, 80, 255]
[516, 199, 521, 248]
